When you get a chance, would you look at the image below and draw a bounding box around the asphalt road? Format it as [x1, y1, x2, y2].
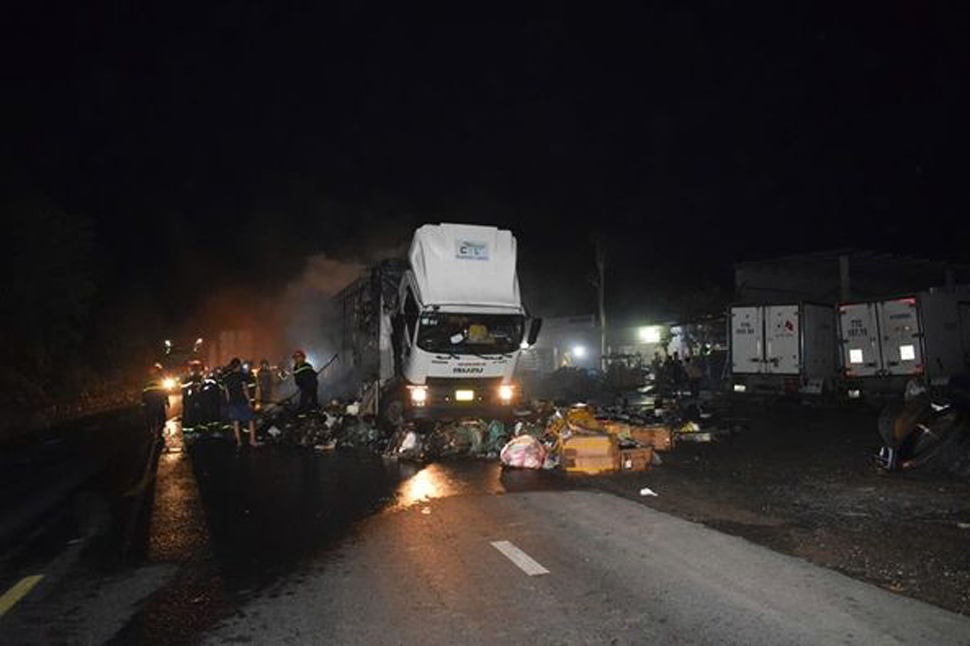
[3, 417, 970, 645]
[202, 490, 970, 646]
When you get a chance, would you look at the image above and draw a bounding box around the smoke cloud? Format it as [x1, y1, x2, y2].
[280, 254, 365, 371]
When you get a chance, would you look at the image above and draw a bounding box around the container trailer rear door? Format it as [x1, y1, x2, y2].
[840, 303, 882, 377]
[731, 306, 764, 374]
[764, 305, 800, 375]
[801, 303, 836, 380]
[878, 298, 923, 376]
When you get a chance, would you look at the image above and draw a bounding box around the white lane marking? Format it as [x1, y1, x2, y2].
[490, 541, 550, 576]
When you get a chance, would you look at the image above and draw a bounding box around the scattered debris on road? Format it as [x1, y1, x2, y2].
[228, 388, 740, 477]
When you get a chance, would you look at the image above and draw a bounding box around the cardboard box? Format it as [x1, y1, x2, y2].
[619, 447, 653, 471]
[629, 426, 674, 452]
[563, 434, 615, 453]
[562, 434, 619, 474]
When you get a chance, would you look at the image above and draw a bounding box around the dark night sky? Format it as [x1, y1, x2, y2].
[4, 2, 970, 322]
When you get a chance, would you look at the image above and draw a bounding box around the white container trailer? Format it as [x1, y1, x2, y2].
[838, 291, 970, 396]
[730, 303, 837, 394]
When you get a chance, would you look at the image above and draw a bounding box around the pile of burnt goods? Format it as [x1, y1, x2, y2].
[255, 401, 384, 451]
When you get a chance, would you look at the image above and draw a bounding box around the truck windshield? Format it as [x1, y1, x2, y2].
[416, 313, 525, 355]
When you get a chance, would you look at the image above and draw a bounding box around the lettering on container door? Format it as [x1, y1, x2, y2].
[847, 319, 868, 339]
[736, 321, 756, 335]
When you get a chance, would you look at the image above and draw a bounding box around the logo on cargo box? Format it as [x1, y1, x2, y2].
[456, 241, 489, 261]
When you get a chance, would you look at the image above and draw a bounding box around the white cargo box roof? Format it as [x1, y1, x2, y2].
[409, 223, 521, 309]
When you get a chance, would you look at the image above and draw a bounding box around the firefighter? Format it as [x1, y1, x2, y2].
[256, 358, 276, 409]
[180, 360, 205, 438]
[142, 363, 169, 439]
[243, 359, 258, 402]
[292, 349, 318, 414]
[200, 368, 226, 435]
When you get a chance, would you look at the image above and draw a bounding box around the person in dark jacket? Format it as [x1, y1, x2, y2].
[292, 349, 318, 414]
[142, 363, 169, 439]
[223, 357, 261, 447]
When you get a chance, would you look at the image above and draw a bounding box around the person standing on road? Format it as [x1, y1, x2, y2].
[142, 363, 169, 439]
[292, 349, 318, 414]
[684, 355, 704, 396]
[243, 360, 258, 402]
[665, 351, 686, 393]
[256, 358, 276, 410]
[223, 357, 261, 448]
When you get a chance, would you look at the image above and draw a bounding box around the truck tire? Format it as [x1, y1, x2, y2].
[877, 402, 904, 447]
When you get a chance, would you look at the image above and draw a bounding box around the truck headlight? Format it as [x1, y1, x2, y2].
[409, 386, 428, 405]
[498, 385, 514, 402]
[733, 383, 746, 393]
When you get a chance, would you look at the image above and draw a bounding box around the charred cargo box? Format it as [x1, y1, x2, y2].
[730, 303, 837, 395]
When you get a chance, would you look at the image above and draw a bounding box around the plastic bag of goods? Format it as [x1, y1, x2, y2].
[388, 429, 425, 461]
[500, 435, 547, 469]
[566, 406, 602, 432]
[485, 420, 508, 455]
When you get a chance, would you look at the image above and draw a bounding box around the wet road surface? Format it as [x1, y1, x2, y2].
[206, 490, 970, 646]
[3, 413, 970, 645]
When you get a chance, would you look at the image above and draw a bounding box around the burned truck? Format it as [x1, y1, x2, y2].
[331, 223, 541, 427]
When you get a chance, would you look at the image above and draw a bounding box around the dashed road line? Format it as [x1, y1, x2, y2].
[491, 540, 550, 576]
[0, 575, 44, 617]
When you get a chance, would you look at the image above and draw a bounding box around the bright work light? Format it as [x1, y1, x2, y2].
[638, 326, 662, 344]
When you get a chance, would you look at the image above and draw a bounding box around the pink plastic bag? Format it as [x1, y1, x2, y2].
[500, 435, 547, 469]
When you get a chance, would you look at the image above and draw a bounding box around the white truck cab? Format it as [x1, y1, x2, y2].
[392, 223, 540, 422]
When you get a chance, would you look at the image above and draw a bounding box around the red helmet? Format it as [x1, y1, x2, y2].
[292, 349, 306, 360]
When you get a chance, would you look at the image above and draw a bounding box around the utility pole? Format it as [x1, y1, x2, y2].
[593, 234, 607, 371]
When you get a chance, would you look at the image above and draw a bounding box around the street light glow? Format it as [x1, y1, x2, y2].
[572, 345, 587, 358]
